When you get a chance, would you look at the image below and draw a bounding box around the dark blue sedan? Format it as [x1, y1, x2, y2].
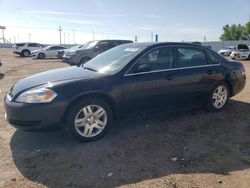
[4, 42, 246, 142]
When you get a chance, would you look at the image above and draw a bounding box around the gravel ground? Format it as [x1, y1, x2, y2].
[0, 48, 250, 188]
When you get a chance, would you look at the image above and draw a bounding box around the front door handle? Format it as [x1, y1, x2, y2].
[165, 75, 176, 81]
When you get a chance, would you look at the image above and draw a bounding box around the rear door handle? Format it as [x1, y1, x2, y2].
[165, 75, 176, 81]
[207, 70, 216, 75]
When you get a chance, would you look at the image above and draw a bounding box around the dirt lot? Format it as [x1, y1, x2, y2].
[0, 48, 250, 188]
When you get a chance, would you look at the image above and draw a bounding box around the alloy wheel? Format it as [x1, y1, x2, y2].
[74, 105, 107, 137]
[212, 86, 228, 109]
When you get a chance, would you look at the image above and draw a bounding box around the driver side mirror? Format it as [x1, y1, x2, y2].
[133, 64, 152, 73]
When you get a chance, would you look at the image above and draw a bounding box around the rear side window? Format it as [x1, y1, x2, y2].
[16, 43, 25, 46]
[207, 51, 221, 64]
[27, 43, 39, 47]
[176, 48, 207, 68]
[49, 46, 64, 50]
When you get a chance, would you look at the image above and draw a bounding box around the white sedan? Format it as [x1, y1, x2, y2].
[218, 46, 235, 56]
[32, 46, 66, 59]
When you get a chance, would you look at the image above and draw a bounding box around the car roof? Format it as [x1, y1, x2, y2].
[95, 39, 133, 43]
[46, 45, 64, 48]
[16, 42, 41, 44]
[118, 42, 208, 49]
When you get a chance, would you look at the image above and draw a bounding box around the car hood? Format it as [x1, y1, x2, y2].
[32, 49, 45, 54]
[218, 49, 231, 53]
[10, 66, 100, 97]
[31, 49, 40, 53]
[76, 48, 93, 53]
[231, 50, 249, 55]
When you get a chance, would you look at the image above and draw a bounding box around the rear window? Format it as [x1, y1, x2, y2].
[207, 51, 221, 64]
[27, 43, 42, 47]
[16, 43, 25, 46]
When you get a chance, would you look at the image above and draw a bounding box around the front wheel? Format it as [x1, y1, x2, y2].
[38, 53, 45, 59]
[206, 83, 229, 112]
[64, 98, 113, 142]
[21, 50, 30, 57]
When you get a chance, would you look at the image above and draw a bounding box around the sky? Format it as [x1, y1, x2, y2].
[0, 0, 250, 44]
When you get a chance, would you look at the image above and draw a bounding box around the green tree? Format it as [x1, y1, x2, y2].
[245, 21, 250, 39]
[220, 24, 231, 40]
[220, 22, 249, 41]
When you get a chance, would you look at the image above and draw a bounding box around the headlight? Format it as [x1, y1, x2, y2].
[16, 88, 57, 103]
[65, 51, 76, 56]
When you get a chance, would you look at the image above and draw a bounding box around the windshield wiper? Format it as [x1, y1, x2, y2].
[83, 66, 97, 72]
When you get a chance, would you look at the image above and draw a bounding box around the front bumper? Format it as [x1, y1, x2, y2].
[31, 53, 38, 59]
[230, 54, 248, 60]
[219, 51, 231, 56]
[4, 95, 66, 131]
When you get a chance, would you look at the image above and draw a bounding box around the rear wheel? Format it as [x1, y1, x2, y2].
[38, 53, 45, 59]
[248, 54, 250, 60]
[21, 50, 30, 57]
[64, 98, 113, 142]
[206, 82, 229, 112]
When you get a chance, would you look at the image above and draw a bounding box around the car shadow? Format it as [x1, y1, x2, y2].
[10, 99, 250, 187]
[0, 73, 4, 80]
[14, 56, 31, 58]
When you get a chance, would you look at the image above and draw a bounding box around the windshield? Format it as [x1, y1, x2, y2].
[83, 44, 145, 74]
[84, 41, 98, 49]
[43, 46, 51, 50]
[69, 45, 83, 50]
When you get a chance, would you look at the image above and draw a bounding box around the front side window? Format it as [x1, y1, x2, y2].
[48, 47, 55, 50]
[176, 48, 207, 68]
[132, 47, 174, 72]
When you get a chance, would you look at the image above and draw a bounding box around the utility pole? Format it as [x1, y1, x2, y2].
[204, 35, 206, 42]
[28, 33, 31, 42]
[155, 34, 158, 42]
[58, 25, 62, 45]
[73, 29, 75, 44]
[135, 35, 138, 42]
[0, 26, 6, 44]
[92, 30, 95, 40]
[151, 32, 153, 42]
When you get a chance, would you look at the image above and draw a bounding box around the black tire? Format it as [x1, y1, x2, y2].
[64, 98, 113, 142]
[206, 82, 229, 112]
[79, 57, 92, 66]
[248, 55, 250, 60]
[21, 50, 30, 57]
[38, 53, 45, 59]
